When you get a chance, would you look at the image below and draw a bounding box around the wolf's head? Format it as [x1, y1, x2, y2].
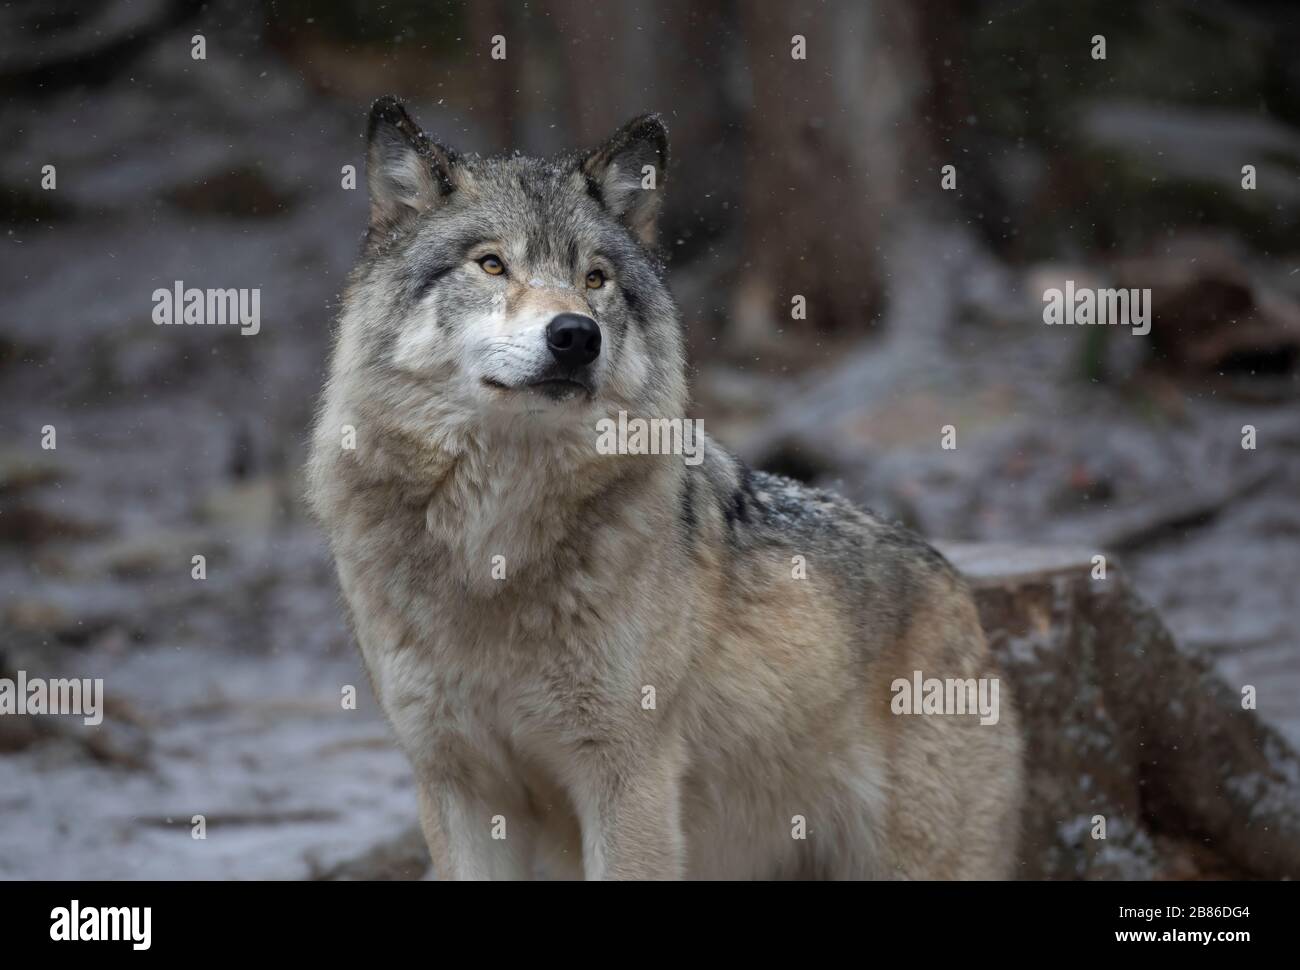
[318, 98, 686, 491]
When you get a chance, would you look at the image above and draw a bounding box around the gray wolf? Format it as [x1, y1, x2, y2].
[307, 97, 1023, 879]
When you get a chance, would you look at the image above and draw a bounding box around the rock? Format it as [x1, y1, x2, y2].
[3, 600, 73, 634]
[79, 529, 222, 581]
[0, 451, 63, 493]
[1112, 237, 1300, 377]
[0, 659, 151, 769]
[942, 542, 1300, 880]
[0, 711, 44, 754]
[3, 592, 139, 644]
[307, 825, 431, 881]
[0, 504, 111, 545]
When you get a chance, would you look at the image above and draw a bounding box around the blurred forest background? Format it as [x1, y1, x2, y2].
[1, 0, 1299, 878]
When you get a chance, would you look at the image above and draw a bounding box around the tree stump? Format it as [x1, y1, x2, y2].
[941, 542, 1300, 879]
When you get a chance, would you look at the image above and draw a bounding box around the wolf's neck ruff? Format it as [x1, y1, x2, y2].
[423, 432, 672, 583]
[325, 413, 684, 592]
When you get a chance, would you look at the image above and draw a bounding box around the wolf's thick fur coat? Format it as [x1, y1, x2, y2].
[307, 98, 1023, 879]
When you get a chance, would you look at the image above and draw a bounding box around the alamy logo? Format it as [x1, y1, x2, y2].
[152, 280, 261, 335]
[1042, 280, 1151, 335]
[890, 669, 1000, 726]
[0, 670, 103, 726]
[50, 900, 151, 950]
[596, 411, 704, 466]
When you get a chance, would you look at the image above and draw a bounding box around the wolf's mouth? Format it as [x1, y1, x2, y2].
[481, 376, 592, 400]
[527, 377, 591, 401]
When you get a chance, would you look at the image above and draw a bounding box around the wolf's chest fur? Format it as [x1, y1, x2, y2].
[329, 443, 693, 774]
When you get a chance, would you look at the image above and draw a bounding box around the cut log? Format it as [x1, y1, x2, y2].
[942, 542, 1300, 879]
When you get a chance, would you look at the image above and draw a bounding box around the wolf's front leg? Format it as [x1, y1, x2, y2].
[575, 738, 687, 880]
[416, 775, 534, 880]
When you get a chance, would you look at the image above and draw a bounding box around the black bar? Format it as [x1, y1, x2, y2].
[1, 880, 1286, 956]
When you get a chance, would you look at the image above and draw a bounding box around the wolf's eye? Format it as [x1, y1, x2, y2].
[585, 269, 606, 290]
[479, 255, 505, 276]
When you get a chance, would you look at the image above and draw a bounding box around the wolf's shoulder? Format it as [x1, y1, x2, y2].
[687, 442, 953, 577]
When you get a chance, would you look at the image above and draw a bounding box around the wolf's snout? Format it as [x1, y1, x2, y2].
[546, 313, 601, 367]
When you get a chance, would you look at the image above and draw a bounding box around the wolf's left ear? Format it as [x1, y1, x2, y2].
[366, 96, 457, 233]
[580, 114, 669, 247]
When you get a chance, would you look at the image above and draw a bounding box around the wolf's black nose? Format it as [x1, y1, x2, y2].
[546, 313, 602, 367]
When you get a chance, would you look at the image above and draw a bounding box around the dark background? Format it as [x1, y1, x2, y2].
[1, 0, 1298, 878]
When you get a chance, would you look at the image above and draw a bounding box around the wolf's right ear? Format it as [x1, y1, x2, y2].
[366, 96, 457, 233]
[580, 114, 669, 247]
